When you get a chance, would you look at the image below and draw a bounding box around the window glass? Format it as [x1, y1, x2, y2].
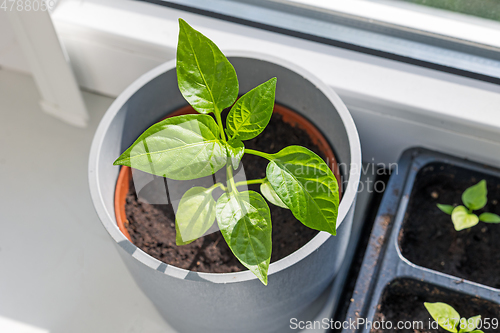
[399, 0, 500, 22]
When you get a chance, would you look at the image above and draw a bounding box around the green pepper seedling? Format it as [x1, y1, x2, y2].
[113, 19, 340, 285]
[424, 302, 484, 333]
[437, 180, 500, 231]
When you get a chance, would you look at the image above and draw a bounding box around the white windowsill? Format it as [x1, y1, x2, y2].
[48, 0, 500, 166]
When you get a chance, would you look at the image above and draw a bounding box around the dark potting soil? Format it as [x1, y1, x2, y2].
[124, 111, 327, 273]
[371, 279, 500, 333]
[399, 162, 500, 289]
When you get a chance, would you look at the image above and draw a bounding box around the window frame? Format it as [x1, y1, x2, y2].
[140, 0, 500, 84]
[50, 0, 500, 167]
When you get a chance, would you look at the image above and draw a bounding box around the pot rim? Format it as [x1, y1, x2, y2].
[89, 50, 362, 284]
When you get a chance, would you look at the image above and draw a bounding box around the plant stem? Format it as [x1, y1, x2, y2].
[234, 178, 266, 188]
[214, 108, 227, 143]
[226, 158, 237, 193]
[245, 149, 273, 160]
[212, 108, 237, 193]
[209, 182, 226, 192]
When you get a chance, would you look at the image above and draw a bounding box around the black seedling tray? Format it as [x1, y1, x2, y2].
[341, 148, 500, 333]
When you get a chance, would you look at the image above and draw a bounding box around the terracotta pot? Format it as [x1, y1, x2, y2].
[114, 103, 343, 242]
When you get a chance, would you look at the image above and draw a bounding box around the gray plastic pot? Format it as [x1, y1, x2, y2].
[88, 51, 361, 333]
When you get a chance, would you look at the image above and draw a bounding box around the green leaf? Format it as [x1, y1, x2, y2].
[437, 204, 454, 215]
[424, 302, 461, 333]
[226, 78, 277, 141]
[113, 114, 226, 180]
[260, 180, 288, 209]
[266, 146, 339, 235]
[176, 19, 238, 115]
[226, 138, 244, 170]
[478, 212, 500, 223]
[451, 206, 479, 231]
[216, 191, 272, 285]
[458, 315, 481, 333]
[462, 180, 487, 211]
[175, 186, 216, 245]
[470, 331, 484, 333]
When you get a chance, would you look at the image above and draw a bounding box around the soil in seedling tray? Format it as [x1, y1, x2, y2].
[399, 162, 500, 288]
[124, 110, 332, 273]
[372, 279, 500, 333]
